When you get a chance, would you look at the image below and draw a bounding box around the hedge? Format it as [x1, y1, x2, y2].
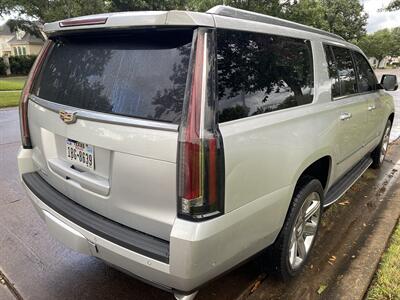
[0, 60, 7, 76]
[9, 55, 37, 75]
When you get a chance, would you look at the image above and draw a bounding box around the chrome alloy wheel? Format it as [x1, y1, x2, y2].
[380, 125, 391, 164]
[288, 192, 321, 270]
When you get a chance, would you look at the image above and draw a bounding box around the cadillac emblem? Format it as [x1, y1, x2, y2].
[59, 110, 77, 124]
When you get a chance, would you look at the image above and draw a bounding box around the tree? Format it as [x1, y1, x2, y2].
[385, 0, 400, 11]
[1, 0, 368, 42]
[357, 29, 398, 67]
[392, 27, 400, 55]
[320, 0, 368, 41]
[0, 0, 106, 22]
[109, 0, 187, 12]
[0, 0, 106, 36]
[285, 0, 328, 30]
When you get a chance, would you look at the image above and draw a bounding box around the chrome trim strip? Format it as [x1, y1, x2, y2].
[208, 5, 345, 41]
[333, 90, 378, 102]
[29, 95, 179, 132]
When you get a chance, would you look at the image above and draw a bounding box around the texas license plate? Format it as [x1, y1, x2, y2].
[65, 139, 94, 170]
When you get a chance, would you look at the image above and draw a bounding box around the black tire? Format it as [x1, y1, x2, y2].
[371, 119, 392, 169]
[271, 177, 324, 280]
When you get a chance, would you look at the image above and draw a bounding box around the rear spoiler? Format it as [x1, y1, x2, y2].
[44, 11, 215, 34]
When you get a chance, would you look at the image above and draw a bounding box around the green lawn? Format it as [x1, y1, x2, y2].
[0, 91, 21, 108]
[367, 223, 400, 299]
[0, 76, 27, 91]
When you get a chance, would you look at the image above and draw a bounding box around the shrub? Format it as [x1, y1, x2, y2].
[9, 55, 37, 75]
[0, 59, 7, 76]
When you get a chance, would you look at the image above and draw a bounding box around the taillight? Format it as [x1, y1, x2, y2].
[19, 40, 52, 148]
[177, 28, 224, 221]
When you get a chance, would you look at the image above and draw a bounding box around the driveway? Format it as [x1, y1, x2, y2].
[0, 76, 399, 299]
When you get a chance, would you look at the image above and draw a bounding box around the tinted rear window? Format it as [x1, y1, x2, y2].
[32, 29, 193, 124]
[331, 46, 357, 97]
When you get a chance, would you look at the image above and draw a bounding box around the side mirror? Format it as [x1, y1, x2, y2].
[381, 74, 398, 91]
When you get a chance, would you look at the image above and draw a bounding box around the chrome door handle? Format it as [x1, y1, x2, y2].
[340, 112, 352, 121]
[368, 105, 376, 111]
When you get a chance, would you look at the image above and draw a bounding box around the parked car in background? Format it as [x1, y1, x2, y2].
[17, 6, 397, 299]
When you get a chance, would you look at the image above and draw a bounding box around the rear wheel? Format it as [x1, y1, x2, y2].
[272, 177, 323, 280]
[371, 119, 392, 169]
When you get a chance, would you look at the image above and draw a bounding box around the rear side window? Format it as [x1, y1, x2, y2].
[352, 51, 377, 93]
[323, 45, 341, 98]
[216, 29, 314, 123]
[32, 29, 193, 124]
[326, 45, 358, 98]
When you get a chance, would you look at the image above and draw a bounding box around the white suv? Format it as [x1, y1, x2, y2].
[17, 6, 397, 299]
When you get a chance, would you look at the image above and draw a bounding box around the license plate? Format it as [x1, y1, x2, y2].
[65, 139, 94, 170]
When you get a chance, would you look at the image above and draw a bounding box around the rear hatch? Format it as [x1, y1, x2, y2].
[28, 28, 194, 240]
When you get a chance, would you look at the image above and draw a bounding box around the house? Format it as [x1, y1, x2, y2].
[369, 56, 400, 69]
[0, 22, 14, 57]
[0, 21, 44, 57]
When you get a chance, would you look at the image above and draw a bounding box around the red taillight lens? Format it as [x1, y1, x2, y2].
[19, 40, 52, 148]
[177, 28, 224, 221]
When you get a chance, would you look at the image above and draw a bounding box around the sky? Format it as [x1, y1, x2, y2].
[361, 0, 400, 32]
[1, 0, 399, 33]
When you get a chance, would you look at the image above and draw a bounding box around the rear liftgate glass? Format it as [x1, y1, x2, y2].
[177, 28, 225, 221]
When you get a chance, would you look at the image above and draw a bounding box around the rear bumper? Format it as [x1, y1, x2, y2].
[18, 147, 288, 293]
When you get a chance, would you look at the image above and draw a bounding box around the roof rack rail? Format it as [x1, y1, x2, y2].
[206, 5, 345, 41]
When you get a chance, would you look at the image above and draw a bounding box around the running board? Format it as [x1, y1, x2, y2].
[324, 156, 373, 207]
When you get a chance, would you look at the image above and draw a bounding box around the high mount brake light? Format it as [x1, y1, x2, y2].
[59, 17, 108, 27]
[177, 28, 225, 221]
[19, 40, 53, 148]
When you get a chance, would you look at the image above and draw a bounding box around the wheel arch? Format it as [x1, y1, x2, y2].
[292, 153, 333, 195]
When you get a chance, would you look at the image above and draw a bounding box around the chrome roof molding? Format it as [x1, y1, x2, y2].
[207, 5, 345, 41]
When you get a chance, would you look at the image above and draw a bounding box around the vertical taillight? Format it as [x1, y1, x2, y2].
[177, 28, 225, 221]
[19, 40, 52, 148]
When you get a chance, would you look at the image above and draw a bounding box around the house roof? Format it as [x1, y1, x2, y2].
[0, 23, 13, 36]
[8, 32, 44, 45]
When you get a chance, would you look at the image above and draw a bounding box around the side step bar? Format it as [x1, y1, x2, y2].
[324, 156, 373, 207]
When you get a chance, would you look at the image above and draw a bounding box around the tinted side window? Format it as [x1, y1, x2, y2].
[332, 46, 357, 97]
[352, 51, 377, 93]
[216, 29, 314, 123]
[323, 45, 341, 98]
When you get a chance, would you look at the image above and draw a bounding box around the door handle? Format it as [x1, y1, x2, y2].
[340, 112, 352, 121]
[368, 105, 376, 111]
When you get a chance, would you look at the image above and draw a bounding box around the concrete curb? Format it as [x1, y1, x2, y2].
[323, 158, 400, 299]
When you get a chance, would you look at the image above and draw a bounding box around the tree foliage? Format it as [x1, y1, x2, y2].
[109, 0, 187, 12]
[357, 28, 400, 65]
[320, 0, 368, 41]
[0, 0, 106, 36]
[0, 0, 368, 42]
[385, 0, 400, 11]
[285, 0, 328, 30]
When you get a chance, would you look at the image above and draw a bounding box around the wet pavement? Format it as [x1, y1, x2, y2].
[375, 69, 400, 141]
[0, 72, 399, 300]
[0, 108, 264, 300]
